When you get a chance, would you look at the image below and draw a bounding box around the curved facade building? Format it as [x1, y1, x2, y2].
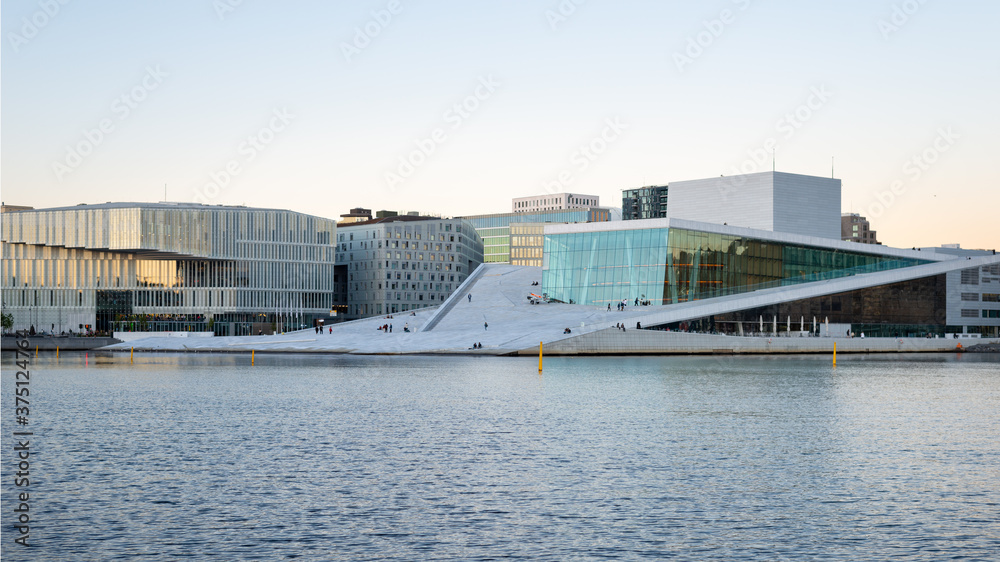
[1, 203, 337, 335]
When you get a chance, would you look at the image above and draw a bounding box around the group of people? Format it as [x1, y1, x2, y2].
[607, 298, 651, 311]
[314, 325, 332, 334]
[614, 323, 626, 332]
[471, 342, 484, 349]
[378, 324, 393, 333]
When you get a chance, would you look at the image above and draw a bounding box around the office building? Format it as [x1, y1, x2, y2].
[334, 215, 484, 319]
[510, 223, 545, 267]
[622, 185, 668, 220]
[512, 193, 600, 214]
[1, 203, 337, 335]
[842, 213, 880, 244]
[461, 207, 615, 264]
[339, 208, 372, 224]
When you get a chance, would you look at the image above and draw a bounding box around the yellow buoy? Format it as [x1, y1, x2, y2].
[833, 342, 837, 367]
[538, 342, 543, 372]
[56, 347, 59, 359]
[252, 350, 255, 366]
[130, 347, 134, 364]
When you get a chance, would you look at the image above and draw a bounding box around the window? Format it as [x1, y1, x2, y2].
[960, 309, 979, 318]
[961, 293, 980, 301]
[961, 268, 979, 285]
[983, 294, 1000, 302]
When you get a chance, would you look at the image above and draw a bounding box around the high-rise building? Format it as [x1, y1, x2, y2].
[622, 185, 668, 220]
[1, 203, 337, 336]
[334, 216, 484, 319]
[841, 213, 880, 244]
[512, 193, 600, 213]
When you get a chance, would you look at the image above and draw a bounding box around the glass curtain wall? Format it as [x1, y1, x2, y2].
[543, 227, 934, 307]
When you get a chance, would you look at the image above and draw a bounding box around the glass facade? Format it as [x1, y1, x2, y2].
[1, 204, 337, 336]
[543, 226, 933, 306]
[709, 276, 947, 337]
[510, 223, 545, 267]
[461, 208, 611, 264]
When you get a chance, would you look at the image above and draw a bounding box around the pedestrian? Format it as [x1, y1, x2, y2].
[634, 298, 638, 307]
[389, 324, 392, 333]
[484, 321, 488, 331]
[607, 303, 611, 312]
[328, 327, 332, 334]
[468, 294, 472, 302]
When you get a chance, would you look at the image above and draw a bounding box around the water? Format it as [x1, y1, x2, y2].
[2, 352, 999, 560]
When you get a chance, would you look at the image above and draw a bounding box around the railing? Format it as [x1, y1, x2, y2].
[419, 263, 487, 332]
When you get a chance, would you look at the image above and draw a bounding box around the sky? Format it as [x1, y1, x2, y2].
[2, 0, 997, 249]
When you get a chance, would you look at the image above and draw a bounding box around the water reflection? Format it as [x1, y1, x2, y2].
[2, 353, 997, 560]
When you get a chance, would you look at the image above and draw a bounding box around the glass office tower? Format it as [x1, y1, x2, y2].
[1, 203, 337, 335]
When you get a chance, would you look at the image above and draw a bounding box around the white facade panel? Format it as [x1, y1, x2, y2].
[664, 171, 840, 239]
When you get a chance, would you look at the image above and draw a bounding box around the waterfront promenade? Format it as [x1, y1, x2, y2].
[102, 265, 996, 356]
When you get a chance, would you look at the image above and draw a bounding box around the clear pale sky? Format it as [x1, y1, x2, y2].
[2, 0, 997, 249]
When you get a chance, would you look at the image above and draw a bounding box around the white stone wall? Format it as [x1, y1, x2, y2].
[666, 171, 840, 239]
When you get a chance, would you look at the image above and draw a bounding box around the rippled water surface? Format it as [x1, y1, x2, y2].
[2, 352, 999, 560]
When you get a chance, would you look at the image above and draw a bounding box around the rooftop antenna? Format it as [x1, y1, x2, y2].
[772, 149, 775, 172]
[831, 156, 835, 179]
[164, 183, 167, 202]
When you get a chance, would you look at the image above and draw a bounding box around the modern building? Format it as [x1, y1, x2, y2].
[542, 218, 1000, 337]
[512, 193, 600, 214]
[841, 213, 880, 244]
[334, 215, 484, 319]
[622, 185, 668, 221]
[1, 202, 337, 336]
[2, 204, 33, 214]
[510, 223, 545, 267]
[339, 208, 372, 224]
[460, 207, 615, 264]
[622, 172, 841, 240]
